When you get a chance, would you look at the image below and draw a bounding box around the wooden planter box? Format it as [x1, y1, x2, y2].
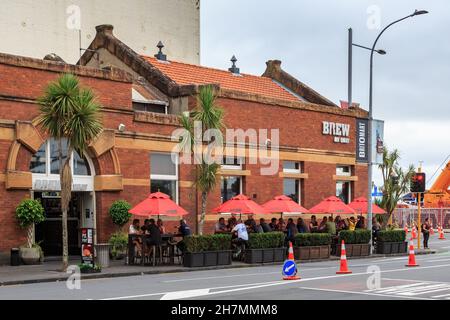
[245, 248, 286, 264]
[294, 245, 330, 260]
[335, 244, 370, 257]
[183, 251, 232, 268]
[376, 242, 408, 255]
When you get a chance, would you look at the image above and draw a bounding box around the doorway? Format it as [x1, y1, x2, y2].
[35, 192, 86, 256]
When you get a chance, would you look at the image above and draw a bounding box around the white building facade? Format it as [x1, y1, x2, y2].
[0, 0, 200, 64]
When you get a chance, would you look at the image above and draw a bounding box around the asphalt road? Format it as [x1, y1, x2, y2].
[1, 237, 450, 300]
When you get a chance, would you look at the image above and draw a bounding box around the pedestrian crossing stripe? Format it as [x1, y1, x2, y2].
[365, 282, 450, 298]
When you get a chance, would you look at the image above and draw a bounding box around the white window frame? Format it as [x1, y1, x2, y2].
[283, 178, 301, 204]
[150, 153, 179, 204]
[221, 157, 243, 171]
[30, 140, 95, 191]
[336, 180, 352, 204]
[283, 161, 301, 174]
[336, 165, 351, 177]
[220, 175, 243, 203]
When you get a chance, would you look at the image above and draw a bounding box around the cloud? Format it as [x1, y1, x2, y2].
[202, 0, 449, 190]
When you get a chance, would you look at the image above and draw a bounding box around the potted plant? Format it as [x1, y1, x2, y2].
[294, 233, 332, 260]
[78, 263, 102, 274]
[376, 229, 407, 254]
[245, 232, 286, 264]
[183, 234, 232, 267]
[108, 232, 128, 260]
[15, 199, 46, 265]
[109, 200, 132, 259]
[336, 229, 371, 257]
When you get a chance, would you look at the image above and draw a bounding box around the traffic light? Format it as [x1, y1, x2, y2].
[410, 172, 426, 193]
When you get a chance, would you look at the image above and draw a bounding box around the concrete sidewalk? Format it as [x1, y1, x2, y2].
[0, 248, 439, 287]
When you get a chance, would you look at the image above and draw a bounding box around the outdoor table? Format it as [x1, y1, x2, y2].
[128, 234, 183, 266]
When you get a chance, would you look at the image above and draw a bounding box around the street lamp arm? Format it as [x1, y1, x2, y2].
[370, 14, 413, 57]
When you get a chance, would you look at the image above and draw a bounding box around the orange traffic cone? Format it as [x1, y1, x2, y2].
[412, 227, 417, 240]
[430, 225, 435, 236]
[404, 226, 409, 234]
[439, 226, 446, 240]
[336, 240, 352, 274]
[282, 242, 300, 280]
[405, 239, 419, 267]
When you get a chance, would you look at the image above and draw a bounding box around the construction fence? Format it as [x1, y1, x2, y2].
[392, 207, 450, 229]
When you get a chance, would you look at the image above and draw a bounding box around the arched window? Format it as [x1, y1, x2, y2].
[30, 138, 91, 176]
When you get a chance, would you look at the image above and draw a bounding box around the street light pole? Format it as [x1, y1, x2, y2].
[366, 10, 428, 247]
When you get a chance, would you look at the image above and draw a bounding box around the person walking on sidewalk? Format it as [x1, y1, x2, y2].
[422, 218, 431, 249]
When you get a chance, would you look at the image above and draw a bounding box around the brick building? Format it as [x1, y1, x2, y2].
[0, 25, 369, 261]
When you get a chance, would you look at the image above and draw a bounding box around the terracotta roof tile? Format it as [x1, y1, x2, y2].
[141, 56, 301, 102]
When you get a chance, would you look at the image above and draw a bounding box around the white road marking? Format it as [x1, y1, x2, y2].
[428, 258, 450, 263]
[161, 289, 211, 300]
[432, 293, 450, 298]
[95, 263, 450, 300]
[298, 286, 433, 300]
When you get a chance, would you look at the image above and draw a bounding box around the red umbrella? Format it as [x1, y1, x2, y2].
[212, 194, 270, 216]
[262, 195, 310, 214]
[129, 192, 188, 217]
[309, 196, 356, 215]
[349, 197, 386, 215]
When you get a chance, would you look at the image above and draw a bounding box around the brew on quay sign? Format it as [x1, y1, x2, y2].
[322, 121, 350, 144]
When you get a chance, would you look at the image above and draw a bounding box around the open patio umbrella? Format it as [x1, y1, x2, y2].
[129, 192, 188, 217]
[349, 197, 386, 215]
[309, 196, 356, 215]
[212, 194, 270, 218]
[262, 195, 310, 217]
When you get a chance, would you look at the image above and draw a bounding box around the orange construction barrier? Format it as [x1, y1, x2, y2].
[282, 242, 300, 280]
[336, 240, 352, 274]
[405, 239, 419, 267]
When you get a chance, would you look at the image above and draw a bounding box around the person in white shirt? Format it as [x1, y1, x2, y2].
[232, 220, 249, 241]
[128, 219, 142, 257]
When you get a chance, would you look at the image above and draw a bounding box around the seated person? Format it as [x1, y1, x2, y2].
[269, 218, 278, 231]
[157, 218, 166, 234]
[325, 216, 336, 235]
[348, 217, 356, 231]
[215, 217, 228, 234]
[296, 217, 308, 233]
[277, 218, 286, 232]
[309, 215, 319, 233]
[231, 219, 249, 257]
[245, 215, 258, 233]
[318, 216, 328, 233]
[259, 218, 272, 233]
[141, 219, 150, 234]
[129, 219, 142, 257]
[227, 217, 236, 231]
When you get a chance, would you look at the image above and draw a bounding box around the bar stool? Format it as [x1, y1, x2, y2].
[150, 245, 163, 266]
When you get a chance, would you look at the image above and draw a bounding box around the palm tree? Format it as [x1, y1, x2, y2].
[37, 74, 103, 271]
[378, 147, 415, 228]
[179, 85, 224, 234]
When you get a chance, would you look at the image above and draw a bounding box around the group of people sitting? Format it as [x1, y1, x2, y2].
[128, 218, 191, 259]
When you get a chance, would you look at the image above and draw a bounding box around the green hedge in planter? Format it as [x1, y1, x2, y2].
[377, 229, 406, 242]
[339, 229, 371, 244]
[294, 233, 332, 247]
[248, 232, 285, 249]
[185, 234, 232, 253]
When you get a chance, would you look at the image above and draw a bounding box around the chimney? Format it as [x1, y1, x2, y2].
[95, 24, 114, 36]
[228, 55, 240, 75]
[154, 41, 167, 61]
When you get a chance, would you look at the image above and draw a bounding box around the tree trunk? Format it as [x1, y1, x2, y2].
[198, 192, 207, 235]
[27, 225, 33, 248]
[59, 139, 72, 272]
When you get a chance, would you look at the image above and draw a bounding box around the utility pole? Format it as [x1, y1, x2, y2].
[348, 28, 353, 108]
[417, 162, 423, 249]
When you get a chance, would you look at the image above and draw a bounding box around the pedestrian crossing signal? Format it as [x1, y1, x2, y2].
[410, 173, 426, 193]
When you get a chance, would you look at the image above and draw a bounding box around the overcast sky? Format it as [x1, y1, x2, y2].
[201, 0, 450, 188]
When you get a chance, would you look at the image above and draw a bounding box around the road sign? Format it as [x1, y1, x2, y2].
[282, 260, 297, 277]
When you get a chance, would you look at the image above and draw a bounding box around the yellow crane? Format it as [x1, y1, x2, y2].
[424, 161, 450, 208]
